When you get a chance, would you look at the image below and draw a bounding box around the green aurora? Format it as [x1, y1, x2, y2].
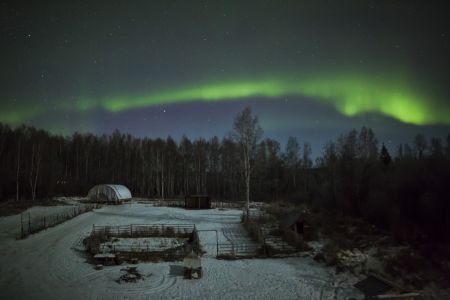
[2, 73, 448, 127]
[87, 73, 449, 126]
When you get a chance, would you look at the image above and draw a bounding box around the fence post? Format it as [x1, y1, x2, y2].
[20, 214, 24, 238]
[263, 236, 267, 256]
[216, 230, 219, 257]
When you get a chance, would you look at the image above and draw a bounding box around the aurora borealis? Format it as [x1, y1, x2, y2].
[81, 73, 446, 125]
[1, 0, 450, 152]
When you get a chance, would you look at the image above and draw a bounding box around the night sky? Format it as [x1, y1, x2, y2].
[1, 1, 450, 154]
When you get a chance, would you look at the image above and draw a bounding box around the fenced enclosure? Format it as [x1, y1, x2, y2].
[86, 223, 200, 263]
[154, 199, 185, 207]
[154, 199, 245, 209]
[216, 227, 261, 258]
[91, 224, 196, 238]
[19, 204, 99, 239]
[240, 211, 303, 257]
[216, 234, 297, 258]
[212, 201, 245, 209]
[217, 242, 261, 258]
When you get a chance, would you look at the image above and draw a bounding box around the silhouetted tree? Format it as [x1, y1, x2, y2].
[414, 134, 427, 159]
[285, 137, 300, 189]
[0, 120, 449, 245]
[380, 143, 392, 166]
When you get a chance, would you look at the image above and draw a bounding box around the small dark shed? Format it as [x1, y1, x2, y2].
[280, 212, 309, 235]
[355, 273, 420, 299]
[185, 195, 211, 209]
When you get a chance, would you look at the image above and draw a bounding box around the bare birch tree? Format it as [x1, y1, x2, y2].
[16, 140, 21, 202]
[231, 106, 262, 212]
[29, 143, 41, 202]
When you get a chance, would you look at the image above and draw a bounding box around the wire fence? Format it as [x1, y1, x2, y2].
[87, 223, 199, 260]
[153, 199, 245, 209]
[98, 238, 187, 253]
[212, 201, 246, 209]
[19, 204, 100, 239]
[91, 224, 196, 238]
[217, 242, 260, 257]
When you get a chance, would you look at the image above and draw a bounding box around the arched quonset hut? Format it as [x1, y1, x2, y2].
[87, 184, 132, 204]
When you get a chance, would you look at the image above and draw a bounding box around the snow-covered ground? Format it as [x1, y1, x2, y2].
[0, 204, 82, 240]
[0, 202, 363, 300]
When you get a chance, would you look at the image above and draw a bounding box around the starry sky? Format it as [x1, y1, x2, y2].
[1, 0, 450, 154]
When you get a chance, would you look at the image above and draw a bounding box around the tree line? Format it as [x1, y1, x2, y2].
[0, 108, 449, 242]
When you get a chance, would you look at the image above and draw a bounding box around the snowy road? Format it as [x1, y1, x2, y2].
[0, 203, 362, 300]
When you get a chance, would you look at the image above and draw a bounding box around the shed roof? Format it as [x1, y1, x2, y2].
[354, 274, 395, 297]
[280, 212, 307, 229]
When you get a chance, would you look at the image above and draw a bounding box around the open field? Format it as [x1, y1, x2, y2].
[0, 201, 363, 300]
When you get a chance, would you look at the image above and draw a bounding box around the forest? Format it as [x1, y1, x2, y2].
[0, 115, 449, 243]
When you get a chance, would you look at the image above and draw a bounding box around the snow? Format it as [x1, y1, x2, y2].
[0, 201, 363, 300]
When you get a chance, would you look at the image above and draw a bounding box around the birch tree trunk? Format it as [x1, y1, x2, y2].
[32, 147, 41, 202]
[29, 144, 41, 202]
[16, 140, 21, 202]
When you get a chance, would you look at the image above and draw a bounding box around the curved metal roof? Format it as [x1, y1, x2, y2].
[105, 184, 132, 199]
[87, 184, 132, 200]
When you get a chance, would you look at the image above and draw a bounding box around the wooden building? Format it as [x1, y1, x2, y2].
[355, 273, 420, 299]
[280, 212, 309, 235]
[185, 195, 211, 209]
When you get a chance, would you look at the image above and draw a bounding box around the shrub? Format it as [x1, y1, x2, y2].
[164, 226, 176, 237]
[321, 241, 339, 266]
